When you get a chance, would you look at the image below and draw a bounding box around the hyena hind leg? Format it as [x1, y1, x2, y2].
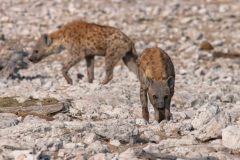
[101, 56, 120, 84]
[101, 48, 122, 85]
[85, 55, 94, 83]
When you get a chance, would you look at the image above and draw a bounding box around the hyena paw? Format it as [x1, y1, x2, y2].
[100, 78, 110, 85]
[66, 78, 73, 85]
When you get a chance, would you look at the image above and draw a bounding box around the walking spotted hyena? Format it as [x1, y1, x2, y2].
[138, 47, 175, 123]
[29, 20, 138, 84]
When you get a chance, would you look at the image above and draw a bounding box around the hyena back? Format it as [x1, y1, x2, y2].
[138, 47, 175, 123]
[29, 20, 138, 84]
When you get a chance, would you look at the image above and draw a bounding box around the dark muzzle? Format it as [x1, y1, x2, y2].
[28, 56, 41, 63]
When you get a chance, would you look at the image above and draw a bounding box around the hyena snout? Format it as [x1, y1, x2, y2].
[157, 101, 165, 109]
[29, 54, 41, 63]
[155, 109, 165, 123]
[152, 100, 165, 110]
[28, 49, 42, 63]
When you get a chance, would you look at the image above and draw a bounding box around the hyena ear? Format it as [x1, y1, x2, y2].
[42, 34, 52, 46]
[167, 76, 174, 89]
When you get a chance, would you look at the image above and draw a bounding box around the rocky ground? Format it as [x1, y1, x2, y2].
[0, 0, 240, 159]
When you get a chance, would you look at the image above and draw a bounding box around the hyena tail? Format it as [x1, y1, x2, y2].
[122, 43, 138, 75]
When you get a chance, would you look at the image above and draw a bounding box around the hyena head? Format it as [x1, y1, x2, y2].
[148, 76, 174, 122]
[29, 34, 61, 63]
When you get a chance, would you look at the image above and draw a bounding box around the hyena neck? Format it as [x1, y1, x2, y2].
[50, 30, 64, 41]
[49, 30, 65, 49]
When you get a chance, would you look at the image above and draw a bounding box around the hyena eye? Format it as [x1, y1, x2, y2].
[34, 50, 39, 54]
[164, 95, 169, 100]
[153, 95, 158, 99]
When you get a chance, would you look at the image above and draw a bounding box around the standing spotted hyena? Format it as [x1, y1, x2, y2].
[29, 20, 138, 84]
[138, 47, 175, 123]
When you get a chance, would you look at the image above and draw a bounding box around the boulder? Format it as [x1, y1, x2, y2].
[222, 125, 240, 150]
[191, 103, 220, 129]
[195, 112, 231, 142]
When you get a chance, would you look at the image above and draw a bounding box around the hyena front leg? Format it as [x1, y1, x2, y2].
[140, 85, 149, 122]
[85, 55, 94, 83]
[165, 98, 172, 120]
[62, 55, 81, 84]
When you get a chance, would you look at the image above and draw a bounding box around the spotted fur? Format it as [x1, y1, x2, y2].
[138, 47, 175, 123]
[29, 20, 138, 84]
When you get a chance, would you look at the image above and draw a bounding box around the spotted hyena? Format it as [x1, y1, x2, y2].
[138, 47, 175, 123]
[29, 20, 138, 84]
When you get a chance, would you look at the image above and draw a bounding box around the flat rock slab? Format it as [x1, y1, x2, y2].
[0, 101, 70, 120]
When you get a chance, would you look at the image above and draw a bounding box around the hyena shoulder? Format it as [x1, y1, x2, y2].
[138, 47, 174, 81]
